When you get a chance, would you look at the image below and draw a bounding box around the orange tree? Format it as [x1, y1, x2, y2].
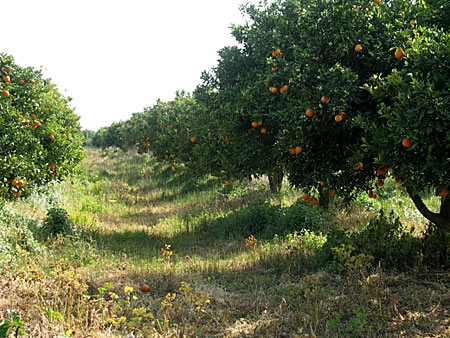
[365, 26, 450, 231]
[141, 92, 221, 177]
[193, 0, 449, 220]
[0, 53, 83, 199]
[262, 0, 420, 205]
[192, 0, 417, 198]
[193, 5, 303, 192]
[228, 0, 450, 228]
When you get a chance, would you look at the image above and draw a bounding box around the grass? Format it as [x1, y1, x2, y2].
[0, 148, 449, 337]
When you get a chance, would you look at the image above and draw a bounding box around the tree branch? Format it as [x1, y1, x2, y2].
[406, 187, 450, 232]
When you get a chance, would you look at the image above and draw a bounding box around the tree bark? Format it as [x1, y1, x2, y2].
[268, 167, 284, 193]
[319, 186, 330, 211]
[406, 187, 450, 232]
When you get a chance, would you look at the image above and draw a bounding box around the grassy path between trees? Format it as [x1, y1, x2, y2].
[1, 148, 449, 337]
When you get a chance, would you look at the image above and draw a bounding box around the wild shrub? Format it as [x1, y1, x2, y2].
[40, 207, 74, 238]
[421, 223, 450, 269]
[349, 212, 422, 269]
[0, 204, 42, 271]
[280, 199, 332, 234]
[216, 199, 281, 238]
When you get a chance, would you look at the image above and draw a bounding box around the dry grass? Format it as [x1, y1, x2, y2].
[1, 148, 449, 337]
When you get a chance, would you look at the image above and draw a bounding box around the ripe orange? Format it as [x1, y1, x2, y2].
[2, 90, 9, 96]
[48, 134, 55, 140]
[354, 44, 363, 52]
[306, 108, 314, 118]
[402, 137, 412, 148]
[260, 128, 267, 135]
[31, 113, 37, 119]
[395, 49, 404, 59]
[251, 121, 258, 128]
[410, 19, 416, 26]
[295, 146, 302, 154]
[377, 180, 385, 187]
[354, 162, 363, 170]
[368, 190, 374, 198]
[376, 168, 385, 175]
[11, 179, 18, 186]
[140, 284, 150, 292]
[22, 118, 30, 125]
[272, 67, 277, 71]
[165, 150, 169, 153]
[320, 181, 325, 187]
[302, 193, 310, 201]
[17, 181, 23, 187]
[280, 85, 289, 93]
[311, 198, 319, 205]
[190, 137, 196, 143]
[71, 180, 75, 185]
[272, 48, 281, 57]
[289, 148, 296, 155]
[19, 79, 25, 85]
[224, 135, 228, 142]
[321, 96, 329, 103]
[48, 163, 55, 170]
[3, 75, 10, 83]
[438, 187, 448, 198]
[226, 181, 232, 187]
[174, 128, 178, 133]
[29, 79, 35, 84]
[269, 86, 277, 93]
[395, 179, 401, 184]
[374, 0, 381, 4]
[335, 115, 343, 122]
[257, 121, 263, 127]
[328, 190, 337, 197]
[2, 67, 11, 73]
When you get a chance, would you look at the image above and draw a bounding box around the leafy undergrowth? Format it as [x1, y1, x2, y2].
[0, 148, 448, 337]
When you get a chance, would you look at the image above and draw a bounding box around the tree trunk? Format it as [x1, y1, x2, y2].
[406, 188, 450, 232]
[318, 186, 330, 211]
[268, 167, 284, 193]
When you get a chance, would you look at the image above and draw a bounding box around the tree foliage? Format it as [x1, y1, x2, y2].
[1, 53, 84, 199]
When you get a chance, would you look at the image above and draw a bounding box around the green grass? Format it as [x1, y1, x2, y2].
[0, 148, 448, 337]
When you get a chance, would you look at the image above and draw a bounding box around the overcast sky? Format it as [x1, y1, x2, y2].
[2, 0, 258, 130]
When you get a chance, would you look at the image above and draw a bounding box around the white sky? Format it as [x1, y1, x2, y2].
[2, 0, 257, 131]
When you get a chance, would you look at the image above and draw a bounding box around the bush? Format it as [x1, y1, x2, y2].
[280, 199, 332, 234]
[0, 204, 42, 271]
[422, 224, 450, 269]
[349, 212, 422, 270]
[216, 200, 281, 238]
[40, 207, 74, 238]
